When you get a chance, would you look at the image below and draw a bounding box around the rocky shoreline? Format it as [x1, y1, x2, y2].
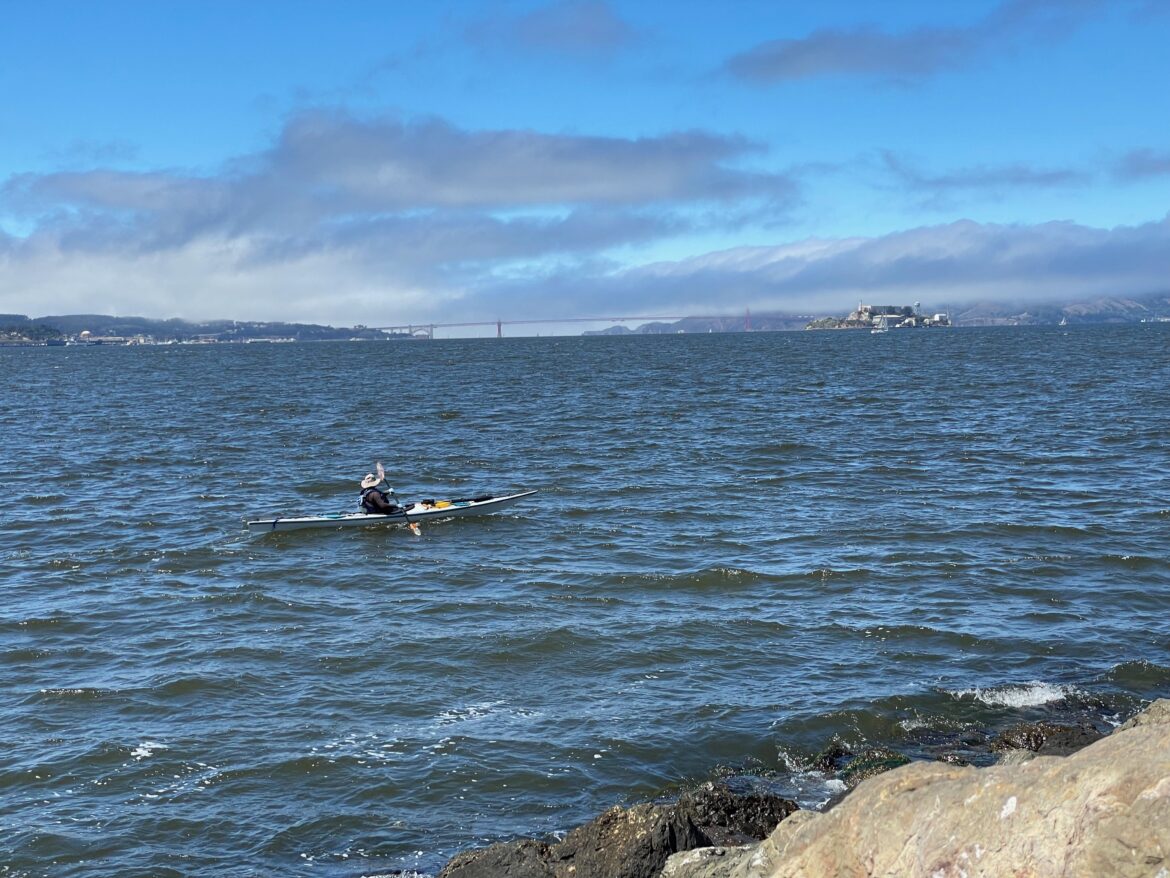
[435, 700, 1169, 878]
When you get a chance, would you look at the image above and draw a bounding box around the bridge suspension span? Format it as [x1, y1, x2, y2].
[374, 312, 756, 339]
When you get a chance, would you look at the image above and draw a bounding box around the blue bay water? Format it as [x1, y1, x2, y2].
[1, 326, 1169, 876]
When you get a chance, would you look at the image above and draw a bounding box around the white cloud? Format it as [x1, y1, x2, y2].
[0, 109, 799, 323]
[2, 108, 1166, 326]
[3, 214, 1167, 325]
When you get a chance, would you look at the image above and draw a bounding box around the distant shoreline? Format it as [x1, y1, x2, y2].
[4, 320, 1170, 347]
[3, 298, 1169, 346]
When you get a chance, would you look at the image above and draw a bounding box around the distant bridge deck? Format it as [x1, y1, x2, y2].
[374, 313, 769, 338]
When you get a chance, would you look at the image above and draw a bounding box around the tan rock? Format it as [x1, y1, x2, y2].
[662, 699, 1170, 878]
[1118, 698, 1170, 732]
[658, 844, 755, 878]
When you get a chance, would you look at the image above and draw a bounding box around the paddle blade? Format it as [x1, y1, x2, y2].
[408, 521, 421, 536]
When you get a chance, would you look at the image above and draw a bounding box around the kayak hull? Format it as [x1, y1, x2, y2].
[245, 490, 537, 533]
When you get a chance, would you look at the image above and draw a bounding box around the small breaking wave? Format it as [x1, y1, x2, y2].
[949, 681, 1080, 708]
[131, 740, 168, 761]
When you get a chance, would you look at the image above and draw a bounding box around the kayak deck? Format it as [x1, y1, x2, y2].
[245, 490, 536, 533]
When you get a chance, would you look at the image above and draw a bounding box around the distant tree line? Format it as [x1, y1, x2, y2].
[0, 322, 63, 341]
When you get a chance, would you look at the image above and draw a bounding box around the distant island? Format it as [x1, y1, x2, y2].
[806, 302, 951, 331]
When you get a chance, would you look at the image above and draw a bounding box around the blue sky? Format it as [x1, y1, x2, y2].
[1, 0, 1168, 330]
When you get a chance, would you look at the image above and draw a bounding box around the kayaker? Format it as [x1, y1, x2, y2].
[359, 462, 400, 514]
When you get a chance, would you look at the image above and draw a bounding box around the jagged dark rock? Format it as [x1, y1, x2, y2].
[838, 748, 911, 788]
[805, 738, 911, 788]
[808, 738, 851, 774]
[677, 783, 799, 846]
[438, 838, 554, 878]
[992, 720, 1105, 756]
[436, 782, 797, 878]
[550, 802, 706, 878]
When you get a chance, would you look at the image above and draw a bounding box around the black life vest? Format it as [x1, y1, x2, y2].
[360, 486, 399, 514]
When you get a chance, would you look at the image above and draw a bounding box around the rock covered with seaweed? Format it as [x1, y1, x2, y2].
[437, 782, 798, 878]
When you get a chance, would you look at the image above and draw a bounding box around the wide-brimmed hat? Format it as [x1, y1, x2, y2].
[360, 461, 385, 489]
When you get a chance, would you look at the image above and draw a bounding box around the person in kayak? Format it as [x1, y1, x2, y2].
[359, 462, 400, 514]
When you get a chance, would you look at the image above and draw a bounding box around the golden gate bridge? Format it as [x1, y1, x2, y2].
[375, 310, 757, 339]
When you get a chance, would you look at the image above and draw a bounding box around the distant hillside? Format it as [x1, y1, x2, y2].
[584, 313, 816, 335]
[4, 314, 405, 341]
[952, 293, 1170, 326]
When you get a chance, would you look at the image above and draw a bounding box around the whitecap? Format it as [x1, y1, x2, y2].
[434, 701, 505, 726]
[950, 681, 1079, 708]
[131, 740, 168, 760]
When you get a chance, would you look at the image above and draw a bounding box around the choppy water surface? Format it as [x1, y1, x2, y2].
[2, 326, 1169, 877]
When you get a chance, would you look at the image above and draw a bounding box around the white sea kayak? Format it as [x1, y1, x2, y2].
[245, 490, 537, 533]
